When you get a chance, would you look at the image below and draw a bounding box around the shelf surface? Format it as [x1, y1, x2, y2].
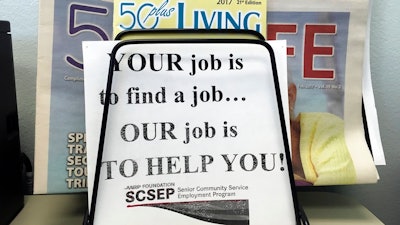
[298, 192, 384, 225]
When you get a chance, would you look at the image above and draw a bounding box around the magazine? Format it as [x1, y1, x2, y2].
[362, 0, 385, 165]
[82, 39, 298, 225]
[34, 0, 267, 194]
[34, 0, 380, 195]
[34, 0, 113, 194]
[267, 0, 379, 185]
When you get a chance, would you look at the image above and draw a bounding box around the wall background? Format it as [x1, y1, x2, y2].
[0, 0, 398, 224]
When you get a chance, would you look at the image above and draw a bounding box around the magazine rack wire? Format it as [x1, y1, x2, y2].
[84, 29, 309, 225]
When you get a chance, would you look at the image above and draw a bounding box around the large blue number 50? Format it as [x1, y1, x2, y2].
[119, 2, 136, 30]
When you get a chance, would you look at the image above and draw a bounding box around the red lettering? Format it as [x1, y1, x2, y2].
[267, 24, 297, 56]
[303, 24, 336, 79]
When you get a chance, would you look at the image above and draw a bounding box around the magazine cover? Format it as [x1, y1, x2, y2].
[82, 39, 298, 225]
[267, 0, 379, 185]
[34, 0, 113, 194]
[34, 0, 266, 194]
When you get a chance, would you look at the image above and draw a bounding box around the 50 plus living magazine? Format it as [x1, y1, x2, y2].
[34, 0, 113, 194]
[34, 0, 269, 194]
[34, 0, 380, 195]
